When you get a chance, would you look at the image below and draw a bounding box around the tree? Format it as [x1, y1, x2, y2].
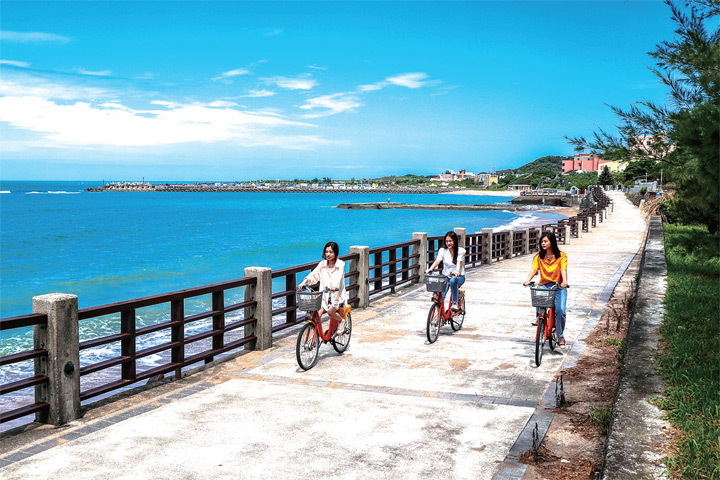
[567, 1, 719, 233]
[599, 166, 613, 185]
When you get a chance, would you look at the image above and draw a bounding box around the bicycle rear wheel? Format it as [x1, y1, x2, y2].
[535, 316, 545, 366]
[426, 303, 441, 343]
[296, 323, 320, 370]
[332, 313, 352, 353]
[549, 317, 557, 351]
[451, 294, 465, 331]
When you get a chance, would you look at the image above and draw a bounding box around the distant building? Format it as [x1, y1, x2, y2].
[597, 160, 626, 173]
[475, 173, 499, 186]
[562, 154, 610, 174]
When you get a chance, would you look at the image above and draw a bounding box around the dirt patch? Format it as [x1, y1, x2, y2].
[496, 363, 515, 370]
[520, 254, 640, 479]
[449, 358, 471, 371]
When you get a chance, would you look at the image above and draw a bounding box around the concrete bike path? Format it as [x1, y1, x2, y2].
[0, 192, 646, 480]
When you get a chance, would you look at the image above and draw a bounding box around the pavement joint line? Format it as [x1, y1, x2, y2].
[236, 372, 540, 408]
[493, 204, 647, 480]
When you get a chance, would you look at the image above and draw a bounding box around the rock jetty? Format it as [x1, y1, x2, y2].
[86, 182, 459, 194]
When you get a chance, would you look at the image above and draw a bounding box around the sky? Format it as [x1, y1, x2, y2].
[0, 1, 675, 181]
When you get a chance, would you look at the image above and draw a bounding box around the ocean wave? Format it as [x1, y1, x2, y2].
[25, 191, 80, 195]
[0, 191, 10, 194]
[493, 214, 546, 231]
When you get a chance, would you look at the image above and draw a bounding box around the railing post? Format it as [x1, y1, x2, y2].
[243, 267, 272, 351]
[453, 227, 466, 251]
[522, 228, 530, 255]
[504, 229, 514, 259]
[481, 228, 493, 264]
[564, 225, 571, 245]
[32, 293, 80, 425]
[349, 246, 369, 308]
[586, 214, 593, 232]
[412, 233, 427, 284]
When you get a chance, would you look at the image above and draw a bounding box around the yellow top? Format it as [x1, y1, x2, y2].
[531, 251, 568, 284]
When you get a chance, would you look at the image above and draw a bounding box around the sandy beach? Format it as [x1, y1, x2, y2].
[442, 189, 521, 197]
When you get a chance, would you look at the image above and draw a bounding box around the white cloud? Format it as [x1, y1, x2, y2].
[358, 72, 440, 92]
[386, 72, 435, 88]
[263, 29, 283, 37]
[0, 60, 31, 68]
[78, 68, 112, 77]
[212, 68, 251, 81]
[0, 75, 111, 101]
[0, 31, 71, 44]
[299, 93, 362, 118]
[263, 74, 316, 90]
[308, 65, 327, 70]
[0, 95, 331, 150]
[243, 89, 276, 98]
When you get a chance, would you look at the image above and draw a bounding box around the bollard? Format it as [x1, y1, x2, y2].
[504, 229, 514, 259]
[564, 225, 571, 245]
[243, 267, 272, 351]
[453, 227, 466, 252]
[32, 293, 81, 425]
[522, 228, 531, 255]
[481, 228, 493, 265]
[349, 246, 370, 308]
[411, 233, 427, 285]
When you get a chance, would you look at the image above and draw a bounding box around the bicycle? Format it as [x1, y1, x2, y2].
[525, 282, 567, 366]
[425, 274, 466, 343]
[295, 287, 353, 370]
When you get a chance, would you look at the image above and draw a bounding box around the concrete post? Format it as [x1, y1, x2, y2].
[504, 229, 514, 259]
[481, 228, 493, 264]
[32, 293, 81, 425]
[522, 228, 530, 255]
[564, 225, 571, 245]
[586, 215, 593, 232]
[411, 233, 427, 285]
[453, 227, 466, 251]
[243, 267, 272, 351]
[349, 246, 370, 308]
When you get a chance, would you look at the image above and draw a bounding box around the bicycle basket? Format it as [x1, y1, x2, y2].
[425, 275, 449, 293]
[530, 287, 557, 308]
[296, 291, 323, 311]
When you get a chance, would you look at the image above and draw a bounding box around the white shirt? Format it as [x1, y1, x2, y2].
[304, 258, 348, 309]
[437, 247, 466, 276]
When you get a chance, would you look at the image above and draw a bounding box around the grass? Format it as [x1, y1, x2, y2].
[656, 224, 720, 479]
[589, 406, 613, 435]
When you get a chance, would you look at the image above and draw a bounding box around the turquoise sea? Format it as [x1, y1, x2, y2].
[0, 180, 565, 423]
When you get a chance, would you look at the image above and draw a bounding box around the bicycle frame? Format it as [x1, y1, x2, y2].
[432, 290, 463, 323]
[536, 305, 556, 342]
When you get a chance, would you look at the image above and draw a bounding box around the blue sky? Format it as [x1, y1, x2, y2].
[0, 1, 674, 181]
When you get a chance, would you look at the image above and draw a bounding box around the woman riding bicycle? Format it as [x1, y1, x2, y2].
[523, 232, 568, 345]
[297, 241, 348, 337]
[425, 231, 466, 311]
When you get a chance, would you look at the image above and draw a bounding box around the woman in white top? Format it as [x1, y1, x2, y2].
[425, 231, 466, 310]
[298, 241, 348, 336]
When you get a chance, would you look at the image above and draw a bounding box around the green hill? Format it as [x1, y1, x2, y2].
[498, 155, 567, 176]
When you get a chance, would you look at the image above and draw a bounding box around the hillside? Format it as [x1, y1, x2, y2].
[498, 155, 568, 175]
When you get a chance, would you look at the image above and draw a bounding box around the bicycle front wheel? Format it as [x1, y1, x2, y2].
[332, 313, 352, 353]
[296, 323, 320, 370]
[535, 316, 545, 367]
[451, 294, 465, 331]
[426, 303, 441, 343]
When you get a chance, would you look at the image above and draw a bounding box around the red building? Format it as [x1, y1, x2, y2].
[562, 154, 609, 174]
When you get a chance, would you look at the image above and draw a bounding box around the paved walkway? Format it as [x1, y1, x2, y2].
[0, 192, 647, 479]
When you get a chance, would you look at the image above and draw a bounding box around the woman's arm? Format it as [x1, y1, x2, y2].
[560, 268, 568, 288]
[455, 251, 464, 277]
[524, 268, 539, 285]
[298, 261, 323, 288]
[426, 257, 441, 274]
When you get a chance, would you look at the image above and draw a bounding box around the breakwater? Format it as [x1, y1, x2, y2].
[86, 182, 458, 194]
[338, 202, 520, 211]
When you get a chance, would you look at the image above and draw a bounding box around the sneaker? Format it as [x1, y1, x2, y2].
[334, 319, 346, 337]
[558, 337, 566, 346]
[451, 304, 460, 312]
[531, 320, 538, 326]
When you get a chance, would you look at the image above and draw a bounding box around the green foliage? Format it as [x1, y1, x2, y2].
[656, 224, 720, 478]
[588, 406, 613, 435]
[566, 1, 720, 233]
[562, 171, 599, 189]
[599, 165, 613, 185]
[448, 178, 477, 188]
[513, 155, 566, 175]
[373, 174, 432, 185]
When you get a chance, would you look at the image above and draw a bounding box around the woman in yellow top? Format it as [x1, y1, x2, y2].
[523, 232, 569, 345]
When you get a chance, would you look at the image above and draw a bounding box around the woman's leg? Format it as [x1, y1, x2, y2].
[448, 276, 458, 306]
[327, 306, 343, 335]
[555, 288, 567, 339]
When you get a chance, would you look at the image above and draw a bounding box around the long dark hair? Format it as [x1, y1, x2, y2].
[444, 231, 459, 265]
[538, 232, 561, 259]
[322, 241, 339, 260]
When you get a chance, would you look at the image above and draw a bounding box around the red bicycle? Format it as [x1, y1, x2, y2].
[425, 274, 465, 343]
[295, 287, 352, 370]
[526, 282, 566, 366]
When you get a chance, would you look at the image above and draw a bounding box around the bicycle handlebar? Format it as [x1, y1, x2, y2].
[524, 282, 569, 289]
